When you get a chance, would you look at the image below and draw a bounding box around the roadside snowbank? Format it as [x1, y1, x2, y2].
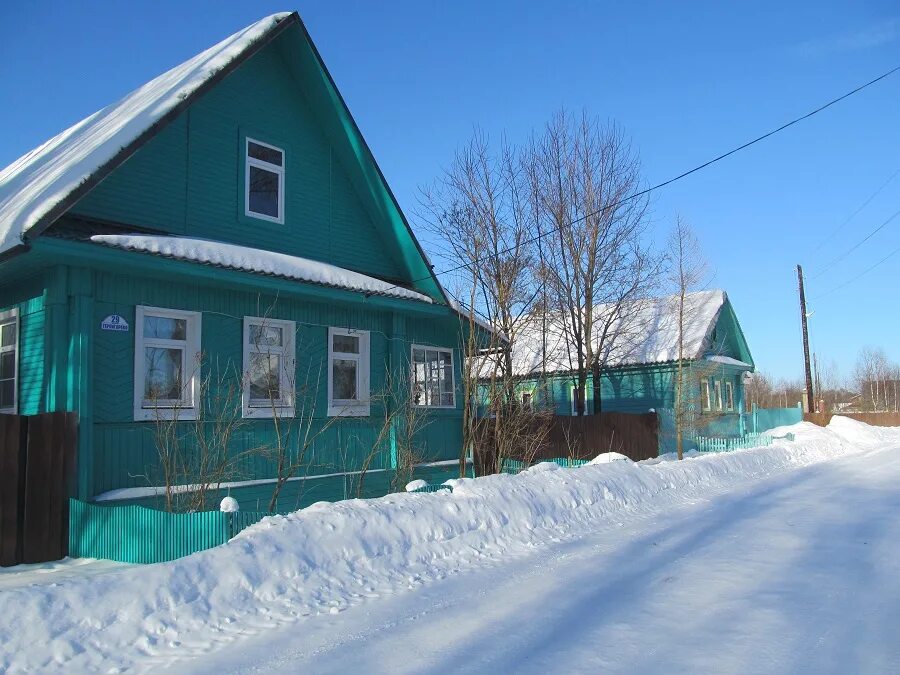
[1, 418, 896, 672]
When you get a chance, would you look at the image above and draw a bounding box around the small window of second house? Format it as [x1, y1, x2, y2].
[243, 317, 296, 418]
[0, 309, 18, 414]
[725, 381, 735, 412]
[521, 390, 533, 411]
[245, 138, 284, 223]
[412, 346, 455, 408]
[700, 378, 711, 412]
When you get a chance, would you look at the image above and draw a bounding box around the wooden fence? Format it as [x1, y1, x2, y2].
[0, 412, 78, 567]
[804, 412, 900, 427]
[475, 412, 658, 474]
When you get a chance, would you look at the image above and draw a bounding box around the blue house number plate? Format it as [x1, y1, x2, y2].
[100, 314, 130, 332]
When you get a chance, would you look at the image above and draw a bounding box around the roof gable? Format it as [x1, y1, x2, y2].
[507, 289, 749, 375]
[0, 13, 291, 259]
[0, 13, 447, 302]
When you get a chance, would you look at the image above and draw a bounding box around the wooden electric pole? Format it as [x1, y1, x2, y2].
[797, 265, 814, 413]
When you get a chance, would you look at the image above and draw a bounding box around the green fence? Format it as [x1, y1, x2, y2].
[68, 499, 280, 564]
[501, 457, 591, 475]
[693, 432, 795, 453]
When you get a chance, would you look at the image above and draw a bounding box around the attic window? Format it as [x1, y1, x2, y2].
[245, 138, 284, 223]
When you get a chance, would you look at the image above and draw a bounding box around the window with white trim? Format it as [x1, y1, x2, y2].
[243, 317, 295, 418]
[245, 138, 284, 223]
[412, 346, 455, 408]
[134, 306, 202, 420]
[521, 390, 533, 411]
[700, 378, 711, 412]
[713, 380, 723, 411]
[328, 328, 370, 416]
[0, 309, 18, 414]
[571, 384, 591, 416]
[725, 381, 735, 412]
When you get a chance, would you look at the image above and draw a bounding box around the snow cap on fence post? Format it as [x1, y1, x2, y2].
[220, 496, 240, 512]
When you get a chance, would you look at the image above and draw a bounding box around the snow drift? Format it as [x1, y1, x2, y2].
[1, 418, 897, 672]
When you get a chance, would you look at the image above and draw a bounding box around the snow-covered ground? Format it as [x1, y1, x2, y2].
[1, 418, 898, 673]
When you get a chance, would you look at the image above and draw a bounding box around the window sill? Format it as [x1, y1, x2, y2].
[134, 408, 199, 422]
[327, 403, 370, 418]
[242, 406, 295, 419]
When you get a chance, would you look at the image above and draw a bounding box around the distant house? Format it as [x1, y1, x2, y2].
[0, 13, 482, 509]
[499, 290, 755, 441]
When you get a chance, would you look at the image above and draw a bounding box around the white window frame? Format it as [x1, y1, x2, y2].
[242, 316, 296, 418]
[725, 381, 735, 412]
[327, 327, 370, 417]
[700, 378, 711, 412]
[0, 308, 18, 415]
[134, 306, 202, 421]
[521, 389, 533, 411]
[713, 380, 723, 412]
[411, 345, 456, 409]
[244, 137, 285, 224]
[570, 384, 591, 416]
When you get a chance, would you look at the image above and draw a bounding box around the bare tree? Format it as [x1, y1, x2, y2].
[526, 111, 658, 416]
[667, 215, 708, 460]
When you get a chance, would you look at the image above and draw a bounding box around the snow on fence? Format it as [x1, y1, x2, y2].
[68, 499, 283, 564]
[693, 432, 795, 453]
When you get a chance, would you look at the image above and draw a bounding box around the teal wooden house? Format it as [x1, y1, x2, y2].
[0, 12, 474, 511]
[505, 290, 755, 448]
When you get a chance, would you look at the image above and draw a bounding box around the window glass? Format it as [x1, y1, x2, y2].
[0, 380, 12, 409]
[412, 347, 454, 407]
[248, 141, 283, 166]
[143, 316, 186, 340]
[333, 334, 360, 354]
[249, 324, 283, 347]
[700, 379, 710, 410]
[332, 358, 358, 400]
[249, 352, 282, 401]
[144, 347, 183, 401]
[0, 322, 14, 348]
[248, 165, 280, 218]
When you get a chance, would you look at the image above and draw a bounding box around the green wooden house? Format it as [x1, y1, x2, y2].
[502, 290, 755, 451]
[0, 12, 476, 511]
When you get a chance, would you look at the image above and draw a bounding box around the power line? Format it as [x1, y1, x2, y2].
[813, 241, 900, 300]
[809, 167, 900, 255]
[372, 63, 900, 298]
[809, 207, 900, 279]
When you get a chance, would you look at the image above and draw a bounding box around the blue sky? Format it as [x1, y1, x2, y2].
[1, 1, 898, 383]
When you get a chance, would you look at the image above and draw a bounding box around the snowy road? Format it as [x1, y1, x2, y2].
[185, 442, 900, 674]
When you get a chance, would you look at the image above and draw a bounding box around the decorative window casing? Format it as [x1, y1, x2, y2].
[134, 306, 202, 421]
[412, 346, 455, 408]
[713, 380, 723, 411]
[571, 384, 591, 416]
[700, 378, 711, 412]
[243, 317, 296, 418]
[245, 138, 284, 223]
[0, 309, 18, 414]
[725, 381, 735, 412]
[327, 327, 370, 417]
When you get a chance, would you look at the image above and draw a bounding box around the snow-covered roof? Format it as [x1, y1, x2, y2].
[705, 355, 753, 369]
[0, 13, 291, 257]
[90, 234, 432, 303]
[503, 290, 732, 375]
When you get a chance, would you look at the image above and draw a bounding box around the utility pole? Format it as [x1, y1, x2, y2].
[797, 265, 814, 413]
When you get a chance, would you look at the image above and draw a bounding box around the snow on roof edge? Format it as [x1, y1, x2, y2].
[89, 234, 433, 303]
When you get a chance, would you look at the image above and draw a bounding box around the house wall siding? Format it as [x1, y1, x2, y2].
[86, 268, 462, 497]
[69, 40, 404, 282]
[0, 277, 46, 416]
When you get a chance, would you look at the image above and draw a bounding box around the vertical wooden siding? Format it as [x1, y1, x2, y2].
[68, 37, 403, 282]
[87, 270, 463, 496]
